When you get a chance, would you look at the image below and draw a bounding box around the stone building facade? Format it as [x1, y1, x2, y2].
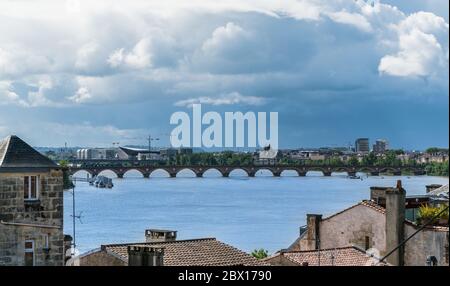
[0, 135, 64, 266]
[291, 183, 449, 266]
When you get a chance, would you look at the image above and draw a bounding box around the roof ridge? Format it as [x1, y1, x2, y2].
[322, 203, 361, 221]
[282, 245, 360, 254]
[103, 237, 217, 247]
[360, 200, 386, 213]
[0, 136, 11, 166]
[0, 135, 57, 169]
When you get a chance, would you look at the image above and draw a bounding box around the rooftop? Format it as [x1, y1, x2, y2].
[427, 184, 449, 200]
[101, 238, 265, 266]
[0, 135, 57, 170]
[325, 199, 448, 232]
[270, 246, 383, 266]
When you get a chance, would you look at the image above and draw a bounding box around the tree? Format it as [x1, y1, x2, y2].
[426, 147, 448, 154]
[362, 152, 377, 166]
[59, 160, 74, 189]
[251, 248, 269, 260]
[348, 156, 359, 166]
[425, 162, 449, 176]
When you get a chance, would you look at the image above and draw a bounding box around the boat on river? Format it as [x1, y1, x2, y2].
[92, 176, 114, 188]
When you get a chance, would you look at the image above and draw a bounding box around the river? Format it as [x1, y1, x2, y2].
[63, 170, 448, 255]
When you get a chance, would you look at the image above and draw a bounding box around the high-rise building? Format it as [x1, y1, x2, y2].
[355, 138, 369, 153]
[373, 139, 389, 153]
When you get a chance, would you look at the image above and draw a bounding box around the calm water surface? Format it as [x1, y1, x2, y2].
[64, 170, 448, 254]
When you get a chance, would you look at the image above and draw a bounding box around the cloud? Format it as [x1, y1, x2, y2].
[0, 0, 448, 148]
[327, 10, 373, 32]
[26, 77, 57, 107]
[379, 12, 449, 77]
[68, 87, 92, 103]
[43, 122, 147, 147]
[201, 22, 248, 54]
[174, 92, 267, 107]
[108, 38, 153, 69]
[0, 81, 28, 107]
[0, 46, 51, 78]
[0, 120, 148, 147]
[0, 77, 64, 108]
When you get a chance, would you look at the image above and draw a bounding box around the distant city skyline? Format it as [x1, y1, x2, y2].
[0, 0, 448, 150]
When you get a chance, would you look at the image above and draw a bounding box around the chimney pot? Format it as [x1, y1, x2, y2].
[145, 229, 177, 242]
[396, 180, 402, 190]
[127, 246, 164, 266]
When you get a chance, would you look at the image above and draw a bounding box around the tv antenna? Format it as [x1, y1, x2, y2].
[68, 176, 86, 256]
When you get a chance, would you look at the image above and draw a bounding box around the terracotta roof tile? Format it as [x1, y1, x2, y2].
[359, 200, 386, 214]
[102, 238, 266, 266]
[280, 246, 383, 266]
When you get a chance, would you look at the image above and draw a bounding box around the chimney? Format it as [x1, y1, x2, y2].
[426, 184, 442, 193]
[385, 180, 406, 266]
[370, 186, 390, 206]
[127, 246, 164, 266]
[306, 214, 322, 250]
[145, 229, 177, 243]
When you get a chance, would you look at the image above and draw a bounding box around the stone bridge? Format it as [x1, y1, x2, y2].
[67, 164, 425, 178]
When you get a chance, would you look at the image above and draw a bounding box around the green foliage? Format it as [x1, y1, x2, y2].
[59, 160, 74, 189]
[417, 205, 449, 225]
[425, 162, 449, 177]
[426, 147, 449, 154]
[168, 152, 254, 166]
[361, 152, 377, 166]
[347, 156, 359, 166]
[251, 248, 269, 260]
[392, 149, 405, 155]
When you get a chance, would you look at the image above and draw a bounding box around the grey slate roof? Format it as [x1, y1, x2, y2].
[0, 135, 57, 169]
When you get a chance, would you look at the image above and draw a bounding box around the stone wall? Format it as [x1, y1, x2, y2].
[264, 254, 300, 266]
[296, 203, 450, 266]
[0, 170, 64, 266]
[404, 225, 449, 266]
[69, 250, 126, 266]
[299, 205, 386, 255]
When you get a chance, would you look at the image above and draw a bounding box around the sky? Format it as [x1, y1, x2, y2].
[0, 0, 448, 150]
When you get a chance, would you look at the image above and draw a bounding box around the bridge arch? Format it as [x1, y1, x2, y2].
[358, 167, 374, 174]
[254, 168, 274, 177]
[228, 168, 249, 177]
[149, 168, 171, 178]
[305, 167, 329, 176]
[203, 168, 224, 177]
[123, 169, 144, 178]
[176, 168, 197, 178]
[378, 167, 401, 175]
[332, 167, 351, 173]
[280, 169, 299, 176]
[97, 169, 119, 178]
[71, 169, 93, 179]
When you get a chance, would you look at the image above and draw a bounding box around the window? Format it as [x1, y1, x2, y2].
[24, 240, 34, 266]
[365, 236, 371, 250]
[24, 176, 39, 200]
[43, 234, 49, 249]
